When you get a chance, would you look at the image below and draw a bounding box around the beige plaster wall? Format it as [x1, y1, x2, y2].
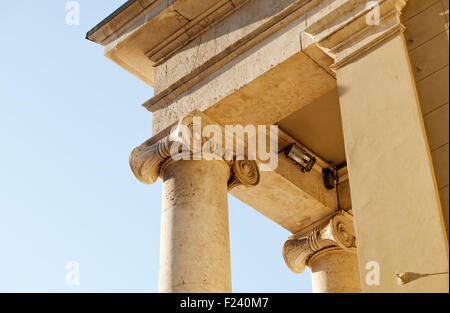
[337, 32, 448, 292]
[403, 0, 449, 236]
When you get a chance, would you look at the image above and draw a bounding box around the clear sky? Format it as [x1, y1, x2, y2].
[0, 1, 312, 292]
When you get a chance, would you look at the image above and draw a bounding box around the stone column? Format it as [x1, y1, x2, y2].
[283, 212, 361, 293]
[302, 0, 449, 292]
[159, 157, 231, 292]
[129, 110, 261, 293]
[308, 247, 360, 293]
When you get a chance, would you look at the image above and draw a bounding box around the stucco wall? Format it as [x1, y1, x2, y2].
[337, 32, 449, 292]
[403, 0, 449, 235]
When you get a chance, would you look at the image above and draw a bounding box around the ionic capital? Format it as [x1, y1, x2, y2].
[303, 0, 407, 69]
[129, 110, 260, 190]
[282, 211, 356, 273]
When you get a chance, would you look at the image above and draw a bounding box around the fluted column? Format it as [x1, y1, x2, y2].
[283, 212, 361, 293]
[129, 110, 260, 292]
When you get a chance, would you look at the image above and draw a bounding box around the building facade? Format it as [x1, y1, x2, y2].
[87, 0, 449, 292]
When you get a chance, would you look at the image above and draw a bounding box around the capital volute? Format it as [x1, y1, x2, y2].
[282, 211, 356, 274]
[129, 110, 260, 190]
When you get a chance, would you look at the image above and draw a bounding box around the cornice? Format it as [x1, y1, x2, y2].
[145, 0, 252, 66]
[143, 0, 319, 112]
[86, 0, 167, 45]
[86, 0, 253, 87]
[142, 0, 408, 112]
[303, 0, 408, 69]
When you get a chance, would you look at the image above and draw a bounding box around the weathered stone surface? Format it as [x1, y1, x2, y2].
[159, 158, 231, 292]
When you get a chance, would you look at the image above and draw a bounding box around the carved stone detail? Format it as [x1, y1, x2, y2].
[129, 110, 260, 189]
[227, 159, 261, 190]
[129, 135, 172, 185]
[303, 0, 408, 69]
[129, 113, 194, 185]
[282, 211, 356, 274]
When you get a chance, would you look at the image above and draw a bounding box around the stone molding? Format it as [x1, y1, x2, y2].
[129, 110, 260, 190]
[87, 0, 251, 49]
[303, 0, 408, 69]
[143, 0, 319, 112]
[87, 0, 254, 87]
[142, 0, 409, 111]
[282, 211, 356, 273]
[89, 0, 408, 101]
[145, 0, 252, 65]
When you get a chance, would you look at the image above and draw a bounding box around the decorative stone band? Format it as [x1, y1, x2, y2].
[303, 0, 407, 69]
[129, 110, 260, 190]
[282, 211, 356, 274]
[145, 0, 252, 65]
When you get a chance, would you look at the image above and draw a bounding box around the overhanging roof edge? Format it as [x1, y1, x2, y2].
[85, 0, 138, 43]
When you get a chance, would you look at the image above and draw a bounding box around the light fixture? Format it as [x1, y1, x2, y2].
[285, 144, 316, 172]
[322, 168, 336, 190]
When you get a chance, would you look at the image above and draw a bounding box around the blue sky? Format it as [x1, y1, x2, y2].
[0, 1, 311, 292]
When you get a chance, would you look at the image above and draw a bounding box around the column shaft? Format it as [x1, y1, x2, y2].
[159, 159, 231, 293]
[308, 247, 361, 293]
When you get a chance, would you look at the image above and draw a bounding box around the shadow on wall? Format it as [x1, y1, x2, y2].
[396, 271, 449, 285]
